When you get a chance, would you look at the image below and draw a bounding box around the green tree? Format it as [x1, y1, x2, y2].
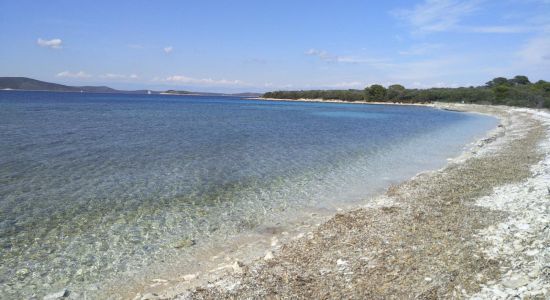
[493, 85, 510, 103]
[510, 75, 530, 85]
[367, 84, 387, 101]
[388, 84, 405, 91]
[486, 77, 510, 87]
[534, 80, 550, 92]
[387, 84, 406, 101]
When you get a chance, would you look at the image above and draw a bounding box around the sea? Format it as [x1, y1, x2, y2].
[0, 91, 498, 298]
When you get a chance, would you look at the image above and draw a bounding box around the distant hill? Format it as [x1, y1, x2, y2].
[0, 77, 128, 93]
[0, 77, 263, 97]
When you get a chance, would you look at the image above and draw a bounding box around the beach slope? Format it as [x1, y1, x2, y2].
[143, 104, 549, 299]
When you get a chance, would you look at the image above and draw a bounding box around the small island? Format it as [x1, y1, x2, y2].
[161, 90, 195, 95]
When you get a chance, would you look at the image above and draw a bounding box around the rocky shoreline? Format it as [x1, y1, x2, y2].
[131, 103, 549, 300]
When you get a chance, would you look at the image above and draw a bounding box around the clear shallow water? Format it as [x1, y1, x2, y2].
[0, 91, 497, 298]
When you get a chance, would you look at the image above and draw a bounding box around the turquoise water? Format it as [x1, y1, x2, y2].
[0, 91, 497, 298]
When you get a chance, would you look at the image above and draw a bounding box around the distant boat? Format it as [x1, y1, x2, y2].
[80, 90, 83, 93]
[147, 90, 152, 95]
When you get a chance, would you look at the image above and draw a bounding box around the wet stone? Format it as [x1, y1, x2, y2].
[140, 292, 160, 300]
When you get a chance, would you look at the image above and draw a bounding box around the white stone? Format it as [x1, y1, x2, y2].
[502, 275, 530, 289]
[182, 273, 197, 281]
[525, 249, 539, 256]
[232, 261, 244, 274]
[294, 233, 304, 239]
[517, 223, 530, 230]
[263, 251, 274, 261]
[336, 259, 348, 266]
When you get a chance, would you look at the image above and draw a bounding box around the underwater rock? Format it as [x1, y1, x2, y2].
[43, 288, 69, 299]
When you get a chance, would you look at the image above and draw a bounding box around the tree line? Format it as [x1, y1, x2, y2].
[263, 76, 550, 109]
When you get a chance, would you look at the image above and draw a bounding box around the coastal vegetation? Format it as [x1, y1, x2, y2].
[263, 76, 550, 109]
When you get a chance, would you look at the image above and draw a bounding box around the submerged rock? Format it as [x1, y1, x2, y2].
[173, 239, 196, 249]
[43, 289, 69, 300]
[15, 268, 30, 280]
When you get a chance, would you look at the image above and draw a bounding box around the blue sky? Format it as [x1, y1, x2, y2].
[1, 0, 549, 92]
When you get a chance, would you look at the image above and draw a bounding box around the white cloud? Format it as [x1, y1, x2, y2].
[162, 75, 246, 86]
[393, 0, 481, 33]
[394, 1, 543, 35]
[305, 48, 389, 65]
[37, 38, 63, 49]
[56, 71, 91, 78]
[163, 46, 173, 54]
[327, 81, 365, 88]
[465, 25, 534, 33]
[518, 34, 550, 65]
[305, 49, 335, 61]
[100, 73, 139, 79]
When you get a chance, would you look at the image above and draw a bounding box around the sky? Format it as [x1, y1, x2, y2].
[1, 0, 549, 93]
